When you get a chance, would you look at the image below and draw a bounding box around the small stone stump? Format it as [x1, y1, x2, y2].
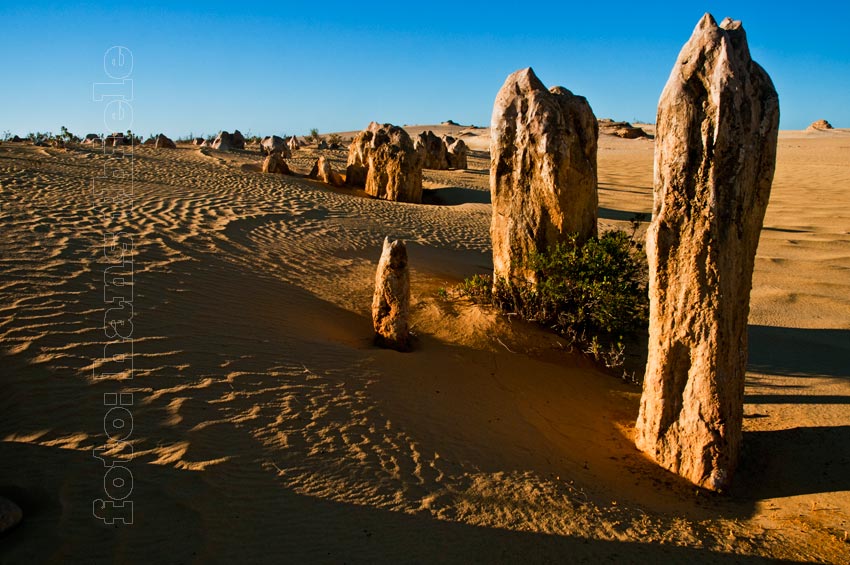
[372, 237, 411, 351]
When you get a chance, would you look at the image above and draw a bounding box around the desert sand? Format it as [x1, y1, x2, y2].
[0, 125, 848, 562]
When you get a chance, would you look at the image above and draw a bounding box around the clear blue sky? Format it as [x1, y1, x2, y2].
[1, 1, 848, 138]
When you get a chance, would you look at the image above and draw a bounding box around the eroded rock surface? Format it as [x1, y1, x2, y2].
[347, 122, 423, 203]
[262, 152, 291, 175]
[372, 237, 411, 351]
[309, 156, 344, 186]
[490, 67, 598, 284]
[634, 14, 780, 492]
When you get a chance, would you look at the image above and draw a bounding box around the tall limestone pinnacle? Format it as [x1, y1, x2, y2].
[634, 14, 780, 491]
[489, 67, 598, 285]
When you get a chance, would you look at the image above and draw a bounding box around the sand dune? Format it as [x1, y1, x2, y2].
[0, 130, 848, 562]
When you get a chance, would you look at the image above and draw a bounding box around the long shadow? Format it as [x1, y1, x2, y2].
[745, 394, 850, 405]
[599, 207, 650, 222]
[422, 186, 490, 206]
[735, 426, 850, 500]
[747, 325, 850, 379]
[0, 432, 804, 564]
[597, 182, 653, 194]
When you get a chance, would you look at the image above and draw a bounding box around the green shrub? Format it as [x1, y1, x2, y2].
[459, 230, 648, 368]
[308, 128, 324, 144]
[458, 273, 492, 303]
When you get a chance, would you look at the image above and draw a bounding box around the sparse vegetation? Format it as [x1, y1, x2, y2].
[26, 131, 52, 144]
[58, 126, 79, 143]
[327, 133, 343, 146]
[458, 274, 492, 303]
[458, 230, 649, 369]
[308, 128, 324, 144]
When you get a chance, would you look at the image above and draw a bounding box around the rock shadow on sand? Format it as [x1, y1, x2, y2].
[735, 425, 850, 500]
[0, 441, 807, 564]
[748, 325, 850, 380]
[421, 187, 490, 206]
[598, 207, 650, 222]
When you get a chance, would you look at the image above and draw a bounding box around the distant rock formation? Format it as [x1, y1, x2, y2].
[372, 237, 411, 351]
[634, 14, 780, 492]
[288, 136, 299, 152]
[105, 132, 130, 147]
[262, 152, 291, 175]
[232, 130, 246, 149]
[308, 156, 344, 186]
[317, 140, 328, 150]
[83, 136, 102, 145]
[261, 135, 291, 157]
[348, 130, 371, 169]
[154, 134, 176, 149]
[598, 119, 650, 139]
[415, 130, 449, 170]
[347, 122, 424, 203]
[490, 67, 598, 284]
[808, 119, 834, 130]
[446, 138, 468, 169]
[192, 137, 204, 145]
[212, 130, 245, 151]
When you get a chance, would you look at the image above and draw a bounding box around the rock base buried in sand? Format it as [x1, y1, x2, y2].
[634, 14, 779, 491]
[262, 152, 291, 175]
[0, 497, 22, 533]
[372, 237, 411, 351]
[308, 157, 344, 187]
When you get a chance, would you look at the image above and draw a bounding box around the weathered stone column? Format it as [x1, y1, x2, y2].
[372, 237, 411, 351]
[347, 123, 424, 203]
[635, 14, 779, 491]
[490, 67, 598, 285]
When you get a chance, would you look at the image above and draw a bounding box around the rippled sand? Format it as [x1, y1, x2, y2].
[1, 128, 848, 562]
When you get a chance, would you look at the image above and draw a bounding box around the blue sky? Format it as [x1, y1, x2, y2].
[1, 1, 848, 138]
